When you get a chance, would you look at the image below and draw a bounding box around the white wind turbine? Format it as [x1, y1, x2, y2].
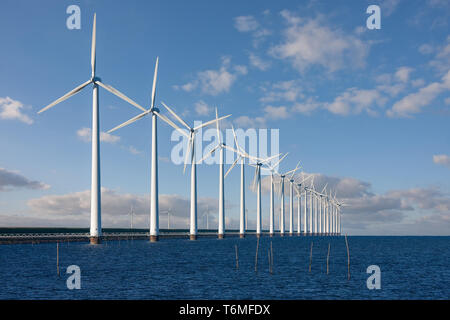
[319, 183, 328, 235]
[261, 153, 288, 237]
[38, 14, 146, 244]
[275, 163, 302, 236]
[304, 175, 315, 235]
[200, 108, 238, 239]
[288, 162, 302, 235]
[294, 174, 312, 235]
[224, 126, 251, 238]
[249, 153, 281, 237]
[108, 58, 188, 242]
[160, 102, 230, 240]
[161, 207, 172, 229]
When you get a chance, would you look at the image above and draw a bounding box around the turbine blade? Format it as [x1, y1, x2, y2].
[91, 13, 96, 78]
[193, 114, 231, 131]
[108, 110, 150, 133]
[199, 144, 220, 164]
[183, 135, 193, 174]
[215, 107, 221, 145]
[225, 156, 240, 178]
[38, 80, 92, 114]
[151, 57, 159, 109]
[261, 153, 282, 165]
[161, 101, 191, 130]
[231, 125, 242, 152]
[95, 81, 146, 112]
[252, 166, 259, 190]
[321, 182, 328, 194]
[270, 152, 289, 171]
[155, 112, 190, 138]
[223, 145, 239, 154]
[289, 161, 302, 180]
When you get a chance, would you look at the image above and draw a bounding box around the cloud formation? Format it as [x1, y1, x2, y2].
[0, 97, 33, 124]
[433, 154, 450, 168]
[0, 168, 49, 191]
[387, 70, 450, 117]
[77, 127, 121, 144]
[25, 188, 223, 229]
[269, 12, 368, 72]
[174, 57, 247, 96]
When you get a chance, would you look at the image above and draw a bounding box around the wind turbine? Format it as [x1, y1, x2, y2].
[288, 162, 302, 235]
[161, 207, 172, 229]
[319, 183, 328, 236]
[305, 175, 315, 235]
[249, 153, 281, 237]
[108, 58, 188, 242]
[38, 14, 146, 244]
[275, 163, 302, 236]
[224, 126, 251, 238]
[128, 205, 135, 231]
[200, 108, 237, 239]
[202, 206, 210, 230]
[294, 174, 312, 235]
[160, 102, 230, 240]
[262, 153, 288, 237]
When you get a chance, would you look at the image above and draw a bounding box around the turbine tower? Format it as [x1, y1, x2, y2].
[38, 14, 145, 244]
[200, 108, 237, 239]
[161, 102, 230, 240]
[263, 153, 288, 237]
[295, 174, 312, 235]
[288, 162, 302, 235]
[275, 164, 301, 236]
[108, 58, 190, 242]
[249, 154, 280, 237]
[224, 126, 257, 238]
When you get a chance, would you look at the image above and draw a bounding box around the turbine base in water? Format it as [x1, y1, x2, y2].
[90, 237, 101, 245]
[189, 234, 197, 241]
[239, 234, 245, 238]
[150, 235, 159, 242]
[218, 234, 224, 239]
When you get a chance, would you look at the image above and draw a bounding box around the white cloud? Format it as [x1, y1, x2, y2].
[0, 168, 50, 191]
[0, 97, 33, 124]
[291, 98, 321, 115]
[233, 115, 267, 128]
[128, 146, 142, 155]
[260, 80, 304, 103]
[24, 188, 220, 229]
[395, 67, 414, 83]
[77, 127, 121, 144]
[387, 70, 450, 117]
[249, 53, 271, 71]
[325, 87, 386, 116]
[412, 78, 426, 87]
[263, 105, 289, 119]
[429, 36, 450, 72]
[233, 15, 272, 47]
[270, 12, 368, 72]
[176, 57, 247, 96]
[194, 100, 212, 116]
[234, 16, 259, 32]
[380, 0, 402, 16]
[433, 154, 450, 168]
[419, 44, 434, 55]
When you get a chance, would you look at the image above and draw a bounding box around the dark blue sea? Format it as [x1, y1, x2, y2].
[0, 236, 449, 299]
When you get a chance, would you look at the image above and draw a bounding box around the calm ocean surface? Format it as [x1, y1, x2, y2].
[0, 236, 449, 299]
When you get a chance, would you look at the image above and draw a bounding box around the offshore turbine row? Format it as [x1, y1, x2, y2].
[37, 14, 344, 245]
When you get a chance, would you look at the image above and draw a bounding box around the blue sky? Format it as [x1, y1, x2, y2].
[0, 0, 449, 235]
